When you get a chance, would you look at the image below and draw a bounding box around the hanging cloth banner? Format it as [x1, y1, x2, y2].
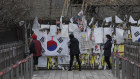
[34, 29, 69, 56]
[58, 56, 70, 64]
[38, 56, 47, 67]
[69, 23, 79, 33]
[35, 30, 48, 55]
[116, 28, 124, 44]
[40, 24, 50, 30]
[94, 28, 103, 43]
[50, 25, 57, 36]
[45, 34, 69, 56]
[61, 25, 69, 37]
[131, 26, 140, 42]
[103, 28, 112, 43]
[115, 16, 123, 23]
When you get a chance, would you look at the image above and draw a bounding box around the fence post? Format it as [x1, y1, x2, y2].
[31, 56, 33, 78]
[122, 59, 125, 79]
[116, 56, 120, 79]
[10, 69, 14, 79]
[111, 54, 115, 76]
[16, 65, 19, 79]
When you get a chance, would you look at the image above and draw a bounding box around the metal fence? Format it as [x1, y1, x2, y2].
[111, 41, 140, 79]
[0, 41, 25, 71]
[0, 54, 33, 79]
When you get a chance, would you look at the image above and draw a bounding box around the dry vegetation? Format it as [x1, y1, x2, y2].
[0, 0, 32, 27]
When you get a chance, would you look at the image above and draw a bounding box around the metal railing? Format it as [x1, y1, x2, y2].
[0, 41, 25, 71]
[0, 54, 33, 79]
[111, 41, 140, 79]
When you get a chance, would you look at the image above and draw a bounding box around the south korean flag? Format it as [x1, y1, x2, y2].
[131, 26, 140, 42]
[45, 33, 69, 56]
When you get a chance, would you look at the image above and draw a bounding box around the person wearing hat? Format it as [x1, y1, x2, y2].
[30, 34, 42, 71]
[104, 34, 112, 69]
[68, 34, 81, 71]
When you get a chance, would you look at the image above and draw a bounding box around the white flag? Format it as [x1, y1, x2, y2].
[70, 17, 73, 23]
[60, 16, 64, 29]
[78, 10, 83, 16]
[32, 17, 40, 31]
[115, 16, 123, 23]
[82, 16, 87, 32]
[129, 16, 137, 24]
[89, 17, 94, 26]
[131, 26, 140, 42]
[105, 17, 112, 23]
[138, 19, 140, 25]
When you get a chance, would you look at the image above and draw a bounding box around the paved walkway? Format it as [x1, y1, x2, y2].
[32, 70, 116, 79]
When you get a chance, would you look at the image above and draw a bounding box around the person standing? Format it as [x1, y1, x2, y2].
[104, 34, 112, 69]
[68, 34, 81, 71]
[30, 34, 42, 71]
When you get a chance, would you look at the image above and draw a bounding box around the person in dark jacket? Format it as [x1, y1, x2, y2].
[104, 34, 112, 69]
[30, 34, 42, 70]
[68, 34, 81, 71]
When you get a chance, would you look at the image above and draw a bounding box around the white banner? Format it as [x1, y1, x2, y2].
[104, 28, 112, 43]
[105, 17, 112, 23]
[45, 34, 69, 56]
[61, 25, 69, 37]
[38, 56, 47, 67]
[50, 25, 57, 36]
[131, 26, 140, 42]
[40, 24, 50, 30]
[34, 29, 69, 56]
[32, 17, 40, 30]
[69, 23, 79, 33]
[116, 28, 124, 44]
[58, 56, 70, 64]
[94, 28, 103, 43]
